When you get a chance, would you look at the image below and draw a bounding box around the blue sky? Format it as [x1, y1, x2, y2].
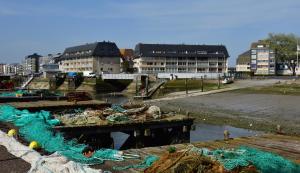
[0, 0, 300, 66]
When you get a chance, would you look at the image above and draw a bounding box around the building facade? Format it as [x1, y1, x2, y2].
[120, 48, 134, 72]
[0, 63, 5, 74]
[134, 43, 229, 74]
[59, 42, 121, 74]
[24, 53, 42, 75]
[236, 50, 251, 72]
[250, 42, 276, 75]
[39, 53, 61, 72]
[0, 63, 23, 75]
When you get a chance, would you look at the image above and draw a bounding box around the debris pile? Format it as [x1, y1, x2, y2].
[145, 145, 300, 173]
[55, 104, 174, 125]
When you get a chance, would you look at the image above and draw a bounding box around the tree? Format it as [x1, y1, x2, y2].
[262, 33, 300, 75]
[263, 33, 300, 62]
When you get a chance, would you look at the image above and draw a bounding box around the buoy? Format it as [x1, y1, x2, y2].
[7, 129, 17, 137]
[29, 141, 39, 149]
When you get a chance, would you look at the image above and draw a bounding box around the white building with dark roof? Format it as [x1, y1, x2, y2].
[236, 50, 251, 72]
[58, 41, 121, 74]
[133, 43, 229, 74]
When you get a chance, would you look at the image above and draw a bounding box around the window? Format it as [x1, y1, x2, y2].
[197, 68, 206, 72]
[197, 51, 207, 54]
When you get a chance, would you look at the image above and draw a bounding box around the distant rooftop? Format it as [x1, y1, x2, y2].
[236, 50, 251, 65]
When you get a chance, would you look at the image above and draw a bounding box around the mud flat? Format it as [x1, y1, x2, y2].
[154, 91, 300, 135]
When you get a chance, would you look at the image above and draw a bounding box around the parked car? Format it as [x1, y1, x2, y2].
[83, 71, 96, 78]
[222, 77, 234, 84]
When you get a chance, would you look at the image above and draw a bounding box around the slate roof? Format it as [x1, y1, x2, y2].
[25, 53, 42, 59]
[134, 43, 229, 58]
[60, 41, 121, 59]
[236, 50, 251, 65]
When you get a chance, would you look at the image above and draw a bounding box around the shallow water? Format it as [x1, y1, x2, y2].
[110, 123, 260, 149]
[96, 93, 261, 149]
[190, 123, 260, 142]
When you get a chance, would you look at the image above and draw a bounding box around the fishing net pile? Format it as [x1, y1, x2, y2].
[54, 103, 173, 125]
[0, 105, 124, 164]
[0, 90, 28, 97]
[145, 145, 300, 173]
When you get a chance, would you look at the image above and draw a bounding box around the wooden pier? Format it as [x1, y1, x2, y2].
[95, 134, 300, 172]
[0, 101, 194, 150]
[0, 95, 67, 103]
[54, 114, 194, 149]
[0, 100, 109, 111]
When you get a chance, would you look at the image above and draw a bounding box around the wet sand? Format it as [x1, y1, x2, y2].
[154, 91, 300, 135]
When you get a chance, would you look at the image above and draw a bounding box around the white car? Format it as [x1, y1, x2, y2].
[222, 78, 234, 84]
[83, 71, 96, 78]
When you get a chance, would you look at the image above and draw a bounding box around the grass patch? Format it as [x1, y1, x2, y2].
[235, 82, 300, 96]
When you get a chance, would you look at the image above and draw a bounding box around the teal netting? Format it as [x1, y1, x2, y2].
[210, 146, 300, 173]
[0, 90, 28, 97]
[113, 155, 159, 170]
[0, 105, 122, 164]
[111, 104, 127, 113]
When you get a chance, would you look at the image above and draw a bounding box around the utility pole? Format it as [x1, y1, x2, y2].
[297, 39, 299, 68]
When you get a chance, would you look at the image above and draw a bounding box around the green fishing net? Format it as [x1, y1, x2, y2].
[0, 105, 121, 164]
[0, 90, 28, 97]
[113, 155, 159, 170]
[211, 146, 300, 173]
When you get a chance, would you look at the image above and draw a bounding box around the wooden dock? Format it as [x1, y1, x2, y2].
[0, 101, 194, 150]
[55, 114, 194, 149]
[0, 95, 67, 103]
[0, 100, 109, 111]
[95, 134, 300, 172]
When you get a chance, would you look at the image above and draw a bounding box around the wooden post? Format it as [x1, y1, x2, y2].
[145, 76, 149, 96]
[218, 74, 221, 89]
[201, 76, 204, 92]
[224, 130, 230, 140]
[135, 77, 138, 96]
[185, 78, 188, 94]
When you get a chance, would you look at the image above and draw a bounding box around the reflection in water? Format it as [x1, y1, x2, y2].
[95, 94, 261, 149]
[190, 123, 260, 142]
[111, 123, 260, 150]
[95, 93, 129, 105]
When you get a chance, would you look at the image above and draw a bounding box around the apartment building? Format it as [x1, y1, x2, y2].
[236, 50, 251, 72]
[0, 63, 5, 74]
[0, 63, 24, 75]
[134, 43, 229, 73]
[24, 53, 42, 75]
[58, 41, 121, 74]
[250, 41, 276, 75]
